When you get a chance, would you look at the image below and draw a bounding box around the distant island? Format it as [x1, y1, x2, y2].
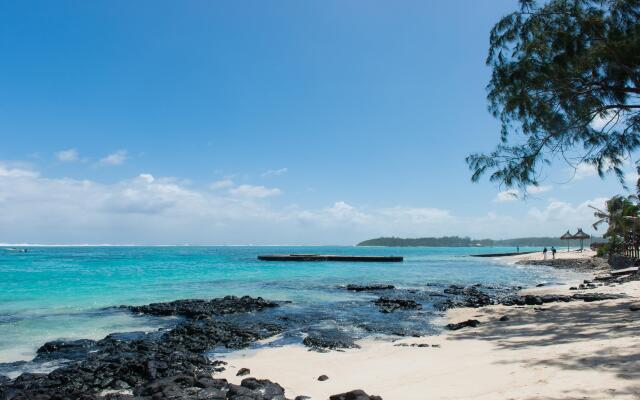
[357, 236, 597, 247]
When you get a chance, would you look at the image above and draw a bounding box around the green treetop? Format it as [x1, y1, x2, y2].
[468, 0, 640, 191]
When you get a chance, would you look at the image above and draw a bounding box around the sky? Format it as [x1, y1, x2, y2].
[0, 0, 634, 245]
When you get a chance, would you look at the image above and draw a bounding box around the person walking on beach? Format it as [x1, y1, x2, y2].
[543, 247, 548, 260]
[551, 246, 556, 259]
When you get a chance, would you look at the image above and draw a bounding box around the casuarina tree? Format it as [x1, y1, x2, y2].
[467, 0, 640, 192]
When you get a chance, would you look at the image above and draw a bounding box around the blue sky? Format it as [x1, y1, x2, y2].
[0, 1, 632, 244]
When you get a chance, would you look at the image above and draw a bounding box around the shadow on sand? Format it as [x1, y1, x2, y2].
[448, 299, 640, 399]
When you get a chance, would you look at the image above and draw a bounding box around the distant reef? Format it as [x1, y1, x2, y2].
[356, 236, 598, 247]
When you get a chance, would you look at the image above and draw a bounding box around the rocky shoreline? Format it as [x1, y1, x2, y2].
[2, 259, 639, 400]
[514, 256, 611, 271]
[0, 294, 391, 400]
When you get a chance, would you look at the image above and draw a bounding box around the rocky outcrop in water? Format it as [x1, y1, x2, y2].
[34, 339, 98, 362]
[437, 285, 494, 309]
[126, 296, 280, 319]
[373, 298, 422, 313]
[0, 296, 285, 400]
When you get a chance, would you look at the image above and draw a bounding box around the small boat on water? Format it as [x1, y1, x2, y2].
[257, 254, 403, 262]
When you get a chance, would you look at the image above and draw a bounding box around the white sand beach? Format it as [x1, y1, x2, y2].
[506, 248, 597, 262]
[217, 254, 640, 400]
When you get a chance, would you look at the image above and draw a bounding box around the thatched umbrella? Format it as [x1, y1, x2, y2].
[560, 230, 573, 252]
[573, 228, 590, 251]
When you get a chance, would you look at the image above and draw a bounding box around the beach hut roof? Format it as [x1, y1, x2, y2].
[573, 228, 590, 239]
[560, 230, 574, 240]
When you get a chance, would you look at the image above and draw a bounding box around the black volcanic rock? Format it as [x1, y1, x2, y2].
[318, 374, 329, 381]
[330, 389, 383, 400]
[572, 293, 625, 302]
[373, 297, 421, 313]
[127, 295, 280, 319]
[515, 257, 610, 271]
[541, 294, 572, 303]
[524, 295, 543, 305]
[0, 296, 286, 400]
[34, 338, 97, 361]
[240, 377, 286, 398]
[499, 292, 623, 307]
[236, 367, 250, 376]
[446, 319, 480, 330]
[436, 285, 495, 309]
[303, 330, 360, 350]
[134, 375, 287, 399]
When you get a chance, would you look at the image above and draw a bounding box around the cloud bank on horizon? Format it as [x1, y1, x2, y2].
[0, 160, 609, 245]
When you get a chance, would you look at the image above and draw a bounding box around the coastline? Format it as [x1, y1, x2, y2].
[215, 250, 640, 400]
[2, 248, 638, 399]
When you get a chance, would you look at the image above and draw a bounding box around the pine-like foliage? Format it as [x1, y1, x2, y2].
[468, 0, 640, 191]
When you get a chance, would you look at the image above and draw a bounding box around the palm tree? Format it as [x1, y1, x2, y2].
[591, 196, 640, 256]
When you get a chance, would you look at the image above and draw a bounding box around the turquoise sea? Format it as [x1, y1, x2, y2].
[0, 246, 585, 368]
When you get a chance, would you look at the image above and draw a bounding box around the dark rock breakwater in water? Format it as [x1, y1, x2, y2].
[126, 296, 281, 319]
[373, 298, 422, 313]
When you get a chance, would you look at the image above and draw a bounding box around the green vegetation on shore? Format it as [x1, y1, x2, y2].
[357, 236, 589, 247]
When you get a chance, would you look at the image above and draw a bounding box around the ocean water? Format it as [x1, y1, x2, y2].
[0, 246, 585, 367]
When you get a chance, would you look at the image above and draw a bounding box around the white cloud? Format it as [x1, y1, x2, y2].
[56, 149, 79, 163]
[139, 173, 154, 183]
[569, 159, 638, 185]
[493, 185, 552, 202]
[590, 112, 621, 132]
[378, 206, 452, 224]
[229, 184, 281, 198]
[626, 171, 639, 189]
[326, 201, 370, 224]
[0, 161, 609, 245]
[527, 185, 552, 194]
[0, 164, 461, 244]
[261, 168, 288, 177]
[573, 162, 600, 180]
[590, 114, 611, 131]
[527, 197, 607, 227]
[0, 164, 39, 178]
[100, 150, 128, 166]
[209, 179, 234, 190]
[495, 189, 519, 202]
